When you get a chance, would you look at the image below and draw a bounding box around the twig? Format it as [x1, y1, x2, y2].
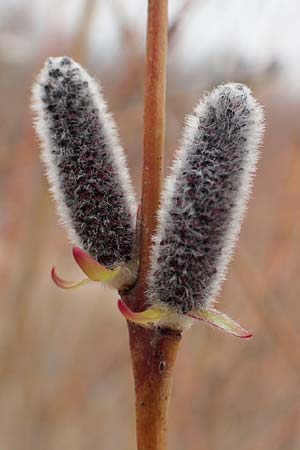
[139, 0, 168, 287]
[124, 2, 182, 450]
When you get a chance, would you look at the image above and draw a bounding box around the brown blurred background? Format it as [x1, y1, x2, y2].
[1, 1, 300, 449]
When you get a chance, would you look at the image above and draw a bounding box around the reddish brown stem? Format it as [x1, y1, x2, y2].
[124, 1, 182, 450]
[128, 323, 181, 450]
[138, 0, 168, 289]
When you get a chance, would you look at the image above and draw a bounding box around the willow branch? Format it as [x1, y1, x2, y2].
[125, 2, 182, 450]
[138, 0, 168, 296]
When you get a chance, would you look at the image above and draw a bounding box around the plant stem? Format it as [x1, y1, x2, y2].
[125, 2, 182, 450]
[139, 0, 168, 288]
[128, 323, 181, 450]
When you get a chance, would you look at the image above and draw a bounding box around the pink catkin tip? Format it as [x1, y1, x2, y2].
[188, 308, 253, 339]
[117, 299, 134, 320]
[72, 246, 118, 282]
[51, 266, 89, 289]
[117, 299, 165, 324]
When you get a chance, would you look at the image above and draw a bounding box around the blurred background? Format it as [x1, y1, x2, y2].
[1, 0, 300, 449]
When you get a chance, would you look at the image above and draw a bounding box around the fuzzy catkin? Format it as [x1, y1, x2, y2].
[148, 83, 264, 314]
[32, 57, 137, 269]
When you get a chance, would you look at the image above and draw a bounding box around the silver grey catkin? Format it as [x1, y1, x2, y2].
[148, 83, 264, 314]
[32, 57, 137, 269]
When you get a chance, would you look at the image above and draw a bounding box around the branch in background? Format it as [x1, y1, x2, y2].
[168, 0, 197, 47]
[70, 0, 98, 65]
[235, 249, 300, 379]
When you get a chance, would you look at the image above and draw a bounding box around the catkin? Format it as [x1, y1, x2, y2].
[148, 83, 264, 313]
[32, 57, 137, 269]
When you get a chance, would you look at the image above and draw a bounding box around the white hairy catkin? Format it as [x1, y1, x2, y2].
[148, 83, 264, 314]
[32, 56, 137, 270]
